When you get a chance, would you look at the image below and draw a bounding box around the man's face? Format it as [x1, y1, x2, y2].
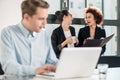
[27, 7, 48, 32]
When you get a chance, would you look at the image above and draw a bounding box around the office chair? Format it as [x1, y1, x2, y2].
[97, 56, 120, 68]
[0, 64, 4, 75]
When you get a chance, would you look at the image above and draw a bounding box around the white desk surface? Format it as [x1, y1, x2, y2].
[0, 67, 119, 80]
[33, 67, 120, 80]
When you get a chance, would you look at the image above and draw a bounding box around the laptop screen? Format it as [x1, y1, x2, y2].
[55, 47, 101, 79]
[36, 47, 102, 79]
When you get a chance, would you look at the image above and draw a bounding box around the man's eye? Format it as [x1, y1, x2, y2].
[38, 18, 43, 20]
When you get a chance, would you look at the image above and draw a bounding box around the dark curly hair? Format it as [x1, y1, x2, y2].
[84, 6, 103, 25]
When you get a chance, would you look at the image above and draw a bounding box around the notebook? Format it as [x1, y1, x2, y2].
[36, 47, 102, 79]
[83, 33, 114, 47]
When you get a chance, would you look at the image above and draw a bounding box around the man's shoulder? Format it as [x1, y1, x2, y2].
[1, 24, 19, 36]
[2, 24, 19, 32]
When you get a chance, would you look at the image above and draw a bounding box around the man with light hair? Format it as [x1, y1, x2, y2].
[0, 0, 58, 76]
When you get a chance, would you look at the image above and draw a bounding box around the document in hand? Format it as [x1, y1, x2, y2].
[83, 33, 114, 47]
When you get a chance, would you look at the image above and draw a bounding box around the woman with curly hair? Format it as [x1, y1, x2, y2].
[78, 6, 106, 55]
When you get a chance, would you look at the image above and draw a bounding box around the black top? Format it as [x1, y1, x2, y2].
[51, 25, 76, 59]
[78, 26, 106, 55]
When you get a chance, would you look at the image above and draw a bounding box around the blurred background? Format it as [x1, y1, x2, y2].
[0, 0, 120, 56]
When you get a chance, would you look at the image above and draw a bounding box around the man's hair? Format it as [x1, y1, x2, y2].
[21, 0, 49, 18]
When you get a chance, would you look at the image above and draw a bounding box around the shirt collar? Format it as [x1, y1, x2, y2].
[18, 22, 35, 38]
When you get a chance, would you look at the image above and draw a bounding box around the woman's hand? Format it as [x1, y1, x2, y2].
[75, 37, 79, 45]
[66, 36, 73, 44]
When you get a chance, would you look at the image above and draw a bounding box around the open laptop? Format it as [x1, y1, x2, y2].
[36, 47, 102, 79]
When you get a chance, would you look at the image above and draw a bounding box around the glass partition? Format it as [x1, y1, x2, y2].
[104, 0, 117, 19]
[46, 0, 60, 14]
[69, 0, 85, 18]
[87, 0, 102, 10]
[103, 26, 117, 56]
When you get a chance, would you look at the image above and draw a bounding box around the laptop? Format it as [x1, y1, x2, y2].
[36, 47, 102, 79]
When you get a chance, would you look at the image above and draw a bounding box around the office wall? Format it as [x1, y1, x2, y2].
[0, 0, 81, 36]
[0, 0, 60, 28]
[46, 0, 60, 14]
[0, 0, 60, 33]
[0, 0, 22, 29]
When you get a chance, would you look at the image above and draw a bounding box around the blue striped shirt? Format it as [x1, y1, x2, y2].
[0, 22, 58, 76]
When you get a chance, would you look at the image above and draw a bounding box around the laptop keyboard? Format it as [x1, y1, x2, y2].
[42, 72, 55, 77]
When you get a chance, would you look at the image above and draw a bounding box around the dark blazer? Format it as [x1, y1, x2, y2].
[78, 26, 106, 55]
[51, 25, 76, 59]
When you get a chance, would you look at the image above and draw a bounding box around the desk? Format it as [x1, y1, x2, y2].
[0, 68, 120, 80]
[92, 67, 120, 80]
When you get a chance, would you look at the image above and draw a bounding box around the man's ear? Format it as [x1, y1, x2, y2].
[23, 13, 30, 20]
